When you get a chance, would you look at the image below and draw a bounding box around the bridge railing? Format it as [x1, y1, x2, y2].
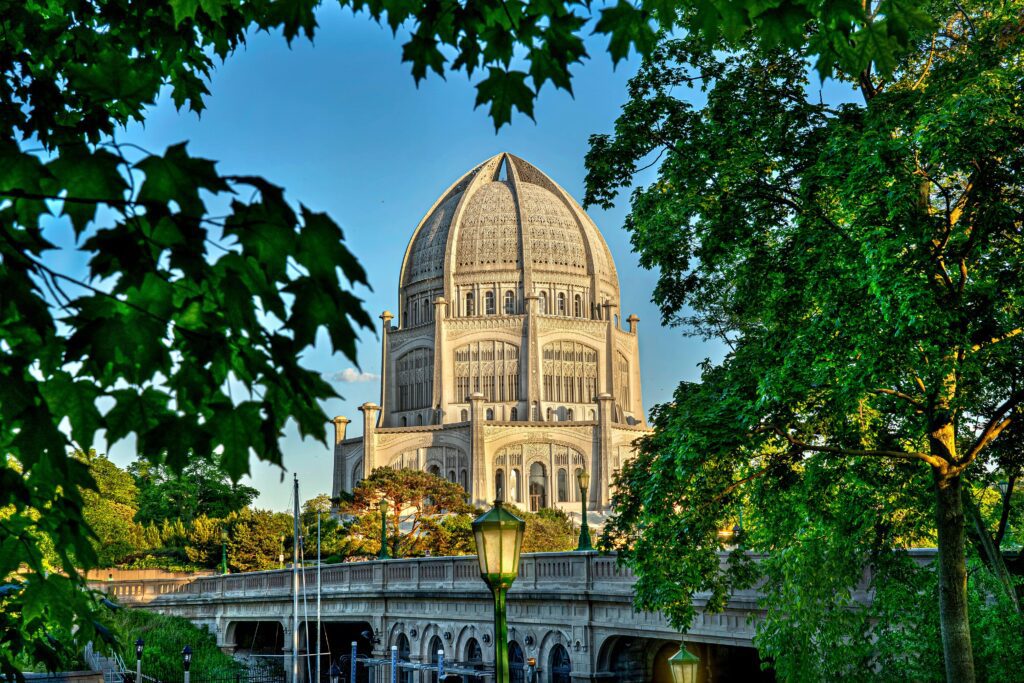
[88, 549, 938, 606]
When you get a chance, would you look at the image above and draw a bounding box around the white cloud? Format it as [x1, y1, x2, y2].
[325, 368, 380, 383]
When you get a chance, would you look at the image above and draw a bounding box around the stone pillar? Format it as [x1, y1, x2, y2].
[602, 302, 618, 399]
[359, 403, 381, 476]
[626, 314, 639, 334]
[432, 296, 448, 423]
[524, 294, 541, 420]
[331, 416, 351, 498]
[379, 311, 393, 426]
[595, 393, 614, 509]
[469, 392, 487, 506]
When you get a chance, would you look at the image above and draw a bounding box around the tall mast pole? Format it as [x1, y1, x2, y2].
[292, 474, 300, 683]
[316, 510, 322, 683]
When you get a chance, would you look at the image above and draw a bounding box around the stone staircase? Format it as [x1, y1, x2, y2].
[83, 643, 128, 683]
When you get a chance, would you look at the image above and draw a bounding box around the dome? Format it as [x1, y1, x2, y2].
[400, 153, 619, 300]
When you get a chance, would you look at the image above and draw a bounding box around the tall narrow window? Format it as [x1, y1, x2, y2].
[557, 468, 568, 503]
[557, 293, 566, 315]
[574, 295, 582, 318]
[485, 291, 496, 315]
[412, 300, 419, 325]
[538, 291, 547, 314]
[397, 348, 433, 411]
[504, 291, 515, 315]
[486, 408, 494, 420]
[465, 292, 475, 316]
[510, 407, 518, 420]
[542, 341, 598, 404]
[495, 469, 505, 500]
[454, 341, 519, 402]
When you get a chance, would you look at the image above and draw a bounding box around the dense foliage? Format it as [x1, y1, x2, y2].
[111, 609, 243, 681]
[587, 2, 1023, 681]
[1, 0, 959, 676]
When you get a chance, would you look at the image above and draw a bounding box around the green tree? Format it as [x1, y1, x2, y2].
[0, 0, 957, 675]
[74, 451, 152, 567]
[132, 457, 260, 525]
[586, 4, 1022, 680]
[1, 1, 373, 673]
[225, 509, 293, 573]
[344, 468, 475, 557]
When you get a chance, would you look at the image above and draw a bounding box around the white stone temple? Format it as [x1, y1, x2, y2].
[331, 153, 651, 514]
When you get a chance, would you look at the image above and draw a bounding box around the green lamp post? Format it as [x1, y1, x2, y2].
[472, 499, 525, 683]
[576, 469, 593, 551]
[220, 528, 229, 575]
[378, 499, 390, 560]
[668, 643, 700, 683]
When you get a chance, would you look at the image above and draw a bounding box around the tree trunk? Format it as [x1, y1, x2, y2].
[934, 470, 976, 682]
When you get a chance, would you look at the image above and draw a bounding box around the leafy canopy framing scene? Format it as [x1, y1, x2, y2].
[1, 0, 1021, 682]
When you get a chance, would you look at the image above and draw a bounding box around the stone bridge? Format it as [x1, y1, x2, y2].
[95, 550, 934, 682]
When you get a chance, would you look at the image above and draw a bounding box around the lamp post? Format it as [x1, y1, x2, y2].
[279, 534, 286, 569]
[378, 499, 390, 560]
[472, 499, 525, 683]
[576, 469, 593, 551]
[667, 643, 699, 683]
[134, 638, 143, 683]
[181, 645, 192, 683]
[220, 528, 229, 575]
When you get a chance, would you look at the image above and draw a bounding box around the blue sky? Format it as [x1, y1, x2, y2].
[92, 6, 726, 510]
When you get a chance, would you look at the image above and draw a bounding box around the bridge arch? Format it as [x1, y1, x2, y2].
[225, 620, 285, 655]
[537, 629, 572, 681]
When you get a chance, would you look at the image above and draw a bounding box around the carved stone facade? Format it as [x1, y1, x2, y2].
[332, 153, 652, 512]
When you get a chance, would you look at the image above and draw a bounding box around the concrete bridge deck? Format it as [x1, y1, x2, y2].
[91, 550, 937, 682]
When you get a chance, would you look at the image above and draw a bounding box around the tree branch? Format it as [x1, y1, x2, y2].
[872, 388, 925, 409]
[757, 426, 942, 467]
[971, 328, 1022, 353]
[964, 390, 1024, 465]
[995, 474, 1017, 548]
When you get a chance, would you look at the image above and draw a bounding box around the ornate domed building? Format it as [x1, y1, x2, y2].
[331, 153, 651, 514]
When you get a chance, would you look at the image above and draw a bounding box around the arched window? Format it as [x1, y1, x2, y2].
[397, 348, 434, 411]
[538, 291, 547, 314]
[509, 407, 518, 420]
[566, 409, 574, 421]
[461, 409, 469, 422]
[509, 641, 525, 683]
[495, 469, 505, 500]
[557, 292, 566, 315]
[416, 414, 423, 426]
[557, 468, 568, 503]
[459, 470, 468, 491]
[429, 465, 441, 478]
[427, 637, 445, 683]
[465, 291, 475, 316]
[485, 291, 495, 315]
[529, 462, 546, 511]
[465, 638, 484, 682]
[510, 468, 521, 502]
[574, 294, 582, 318]
[549, 644, 572, 683]
[395, 634, 412, 683]
[412, 300, 419, 325]
[504, 290, 515, 314]
[448, 470, 456, 483]
[546, 407, 553, 421]
[401, 416, 407, 427]
[485, 408, 494, 420]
